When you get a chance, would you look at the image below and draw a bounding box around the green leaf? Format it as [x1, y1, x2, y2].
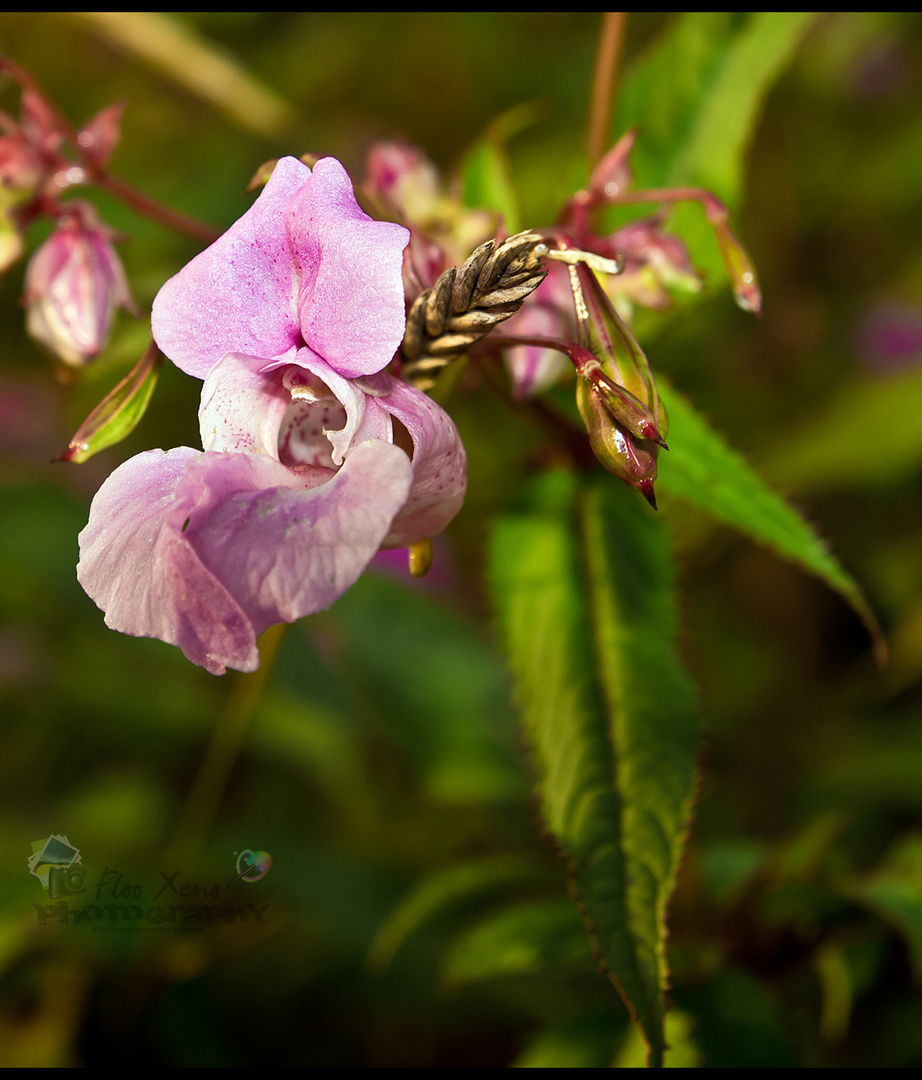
[672, 13, 815, 201]
[367, 855, 548, 973]
[461, 139, 520, 235]
[512, 1014, 625, 1069]
[57, 340, 163, 463]
[332, 573, 526, 803]
[443, 898, 592, 985]
[616, 13, 814, 292]
[489, 471, 699, 1066]
[618, 13, 814, 202]
[614, 1009, 702, 1069]
[460, 102, 543, 233]
[657, 379, 886, 663]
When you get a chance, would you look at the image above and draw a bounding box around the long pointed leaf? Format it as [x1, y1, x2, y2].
[489, 471, 698, 1066]
[618, 13, 814, 202]
[656, 379, 886, 664]
[616, 13, 814, 290]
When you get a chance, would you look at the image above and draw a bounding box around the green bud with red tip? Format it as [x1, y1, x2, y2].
[563, 259, 667, 506]
[576, 375, 659, 508]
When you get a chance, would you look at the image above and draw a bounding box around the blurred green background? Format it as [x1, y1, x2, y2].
[2, 12, 922, 1067]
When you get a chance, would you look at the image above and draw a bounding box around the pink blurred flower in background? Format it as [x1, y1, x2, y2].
[24, 200, 137, 366]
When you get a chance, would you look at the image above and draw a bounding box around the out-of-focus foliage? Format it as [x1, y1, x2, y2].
[2, 11, 922, 1068]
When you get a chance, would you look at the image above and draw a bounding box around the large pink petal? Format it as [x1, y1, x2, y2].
[77, 447, 260, 675]
[78, 441, 415, 674]
[151, 157, 310, 379]
[374, 377, 466, 547]
[184, 441, 413, 637]
[290, 157, 409, 377]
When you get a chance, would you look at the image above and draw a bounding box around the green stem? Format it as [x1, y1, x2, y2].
[1, 54, 222, 244]
[95, 169, 222, 244]
[163, 622, 287, 871]
[587, 13, 627, 170]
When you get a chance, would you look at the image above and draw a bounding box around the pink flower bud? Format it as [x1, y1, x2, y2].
[24, 201, 136, 366]
[363, 141, 494, 296]
[365, 141, 440, 221]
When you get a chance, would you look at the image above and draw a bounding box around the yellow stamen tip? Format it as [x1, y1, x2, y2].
[408, 538, 433, 578]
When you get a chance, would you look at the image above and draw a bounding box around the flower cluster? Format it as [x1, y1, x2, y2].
[0, 65, 134, 365]
[77, 157, 466, 674]
[503, 129, 758, 404]
[74, 129, 758, 670]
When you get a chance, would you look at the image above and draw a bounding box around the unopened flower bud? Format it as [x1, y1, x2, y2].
[363, 141, 494, 296]
[570, 343, 667, 449]
[24, 201, 137, 366]
[365, 141, 441, 222]
[576, 376, 659, 508]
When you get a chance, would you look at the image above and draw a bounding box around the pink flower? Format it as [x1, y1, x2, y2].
[77, 157, 466, 674]
[24, 201, 136, 366]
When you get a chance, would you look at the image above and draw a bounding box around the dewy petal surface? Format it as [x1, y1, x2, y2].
[151, 156, 409, 381]
[184, 440, 412, 639]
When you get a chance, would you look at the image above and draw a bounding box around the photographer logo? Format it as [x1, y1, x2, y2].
[28, 835, 87, 899]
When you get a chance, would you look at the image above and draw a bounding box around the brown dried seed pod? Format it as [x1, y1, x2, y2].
[401, 230, 548, 389]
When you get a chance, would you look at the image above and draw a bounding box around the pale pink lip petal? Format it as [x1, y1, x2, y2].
[186, 440, 413, 638]
[151, 157, 311, 380]
[289, 158, 409, 378]
[76, 447, 259, 675]
[375, 377, 467, 548]
[77, 438, 415, 674]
